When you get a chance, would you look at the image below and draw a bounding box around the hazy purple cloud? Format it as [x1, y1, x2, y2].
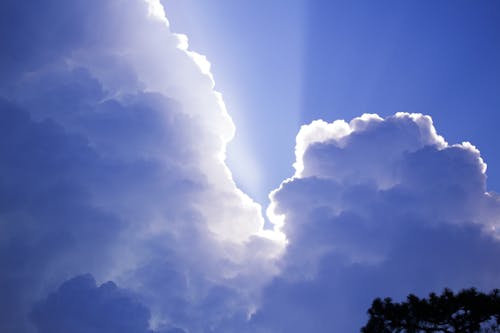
[31, 274, 155, 333]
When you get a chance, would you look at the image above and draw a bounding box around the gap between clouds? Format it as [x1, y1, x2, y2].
[1, 0, 500, 332]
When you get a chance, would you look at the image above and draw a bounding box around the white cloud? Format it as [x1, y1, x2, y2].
[258, 113, 500, 332]
[144, 0, 169, 25]
[2, 1, 500, 332]
[0, 1, 282, 331]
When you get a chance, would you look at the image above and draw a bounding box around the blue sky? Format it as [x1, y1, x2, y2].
[164, 0, 500, 207]
[162, 0, 306, 207]
[1, 1, 500, 332]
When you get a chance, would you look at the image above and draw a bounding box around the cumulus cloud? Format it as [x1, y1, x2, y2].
[31, 274, 155, 333]
[2, 0, 500, 332]
[256, 113, 500, 332]
[0, 0, 281, 332]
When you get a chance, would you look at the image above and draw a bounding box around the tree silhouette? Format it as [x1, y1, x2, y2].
[361, 288, 500, 333]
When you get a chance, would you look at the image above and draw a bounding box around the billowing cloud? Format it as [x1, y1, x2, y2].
[0, 0, 281, 332]
[2, 0, 500, 332]
[255, 113, 500, 332]
[31, 274, 155, 333]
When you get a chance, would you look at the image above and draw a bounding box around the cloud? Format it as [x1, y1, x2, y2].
[30, 274, 154, 333]
[256, 113, 500, 332]
[0, 0, 281, 332]
[2, 0, 500, 332]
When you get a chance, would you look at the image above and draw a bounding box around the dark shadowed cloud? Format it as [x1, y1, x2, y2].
[31, 274, 155, 333]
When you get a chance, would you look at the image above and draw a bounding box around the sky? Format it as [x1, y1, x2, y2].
[1, 1, 500, 333]
[163, 0, 500, 208]
[161, 0, 306, 208]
